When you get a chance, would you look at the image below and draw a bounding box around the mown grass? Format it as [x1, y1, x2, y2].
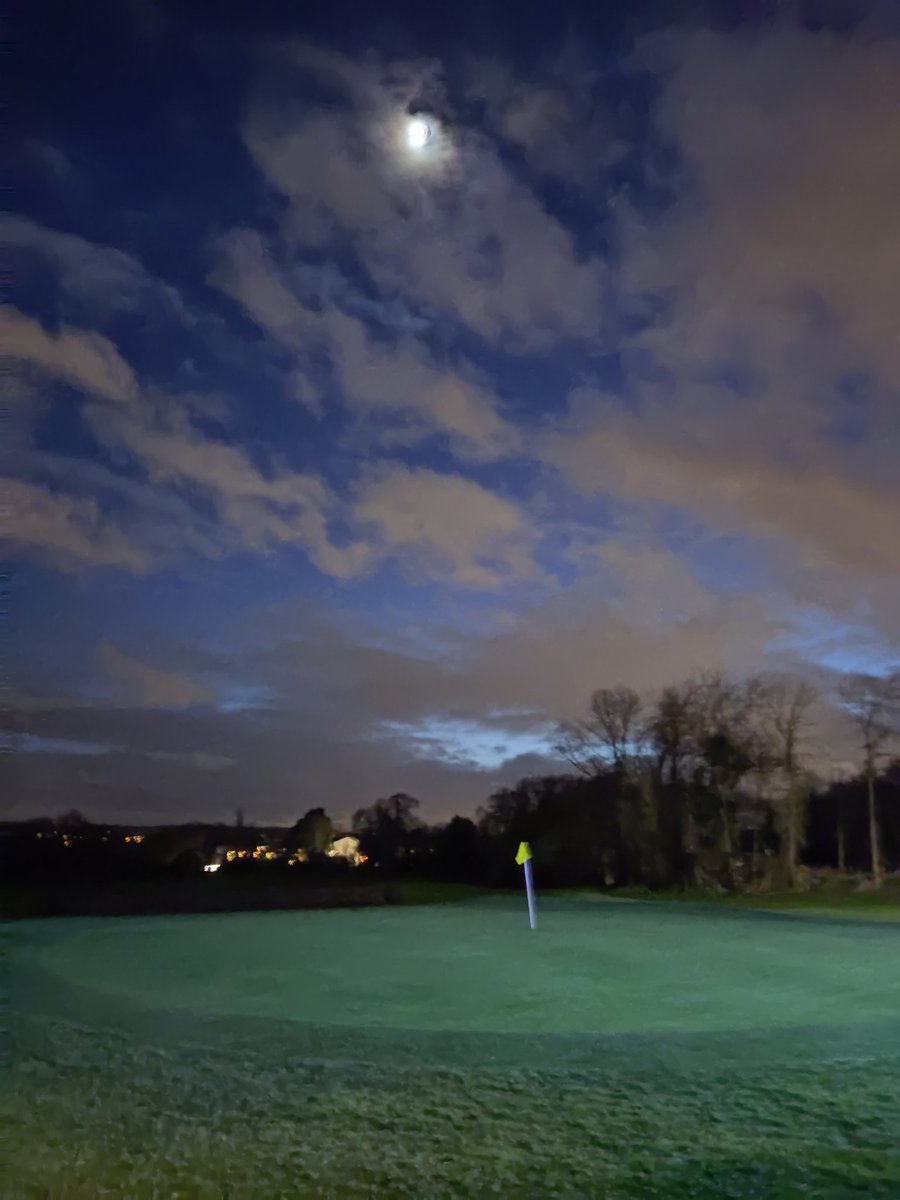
[591, 876, 900, 922]
[6, 898, 900, 1199]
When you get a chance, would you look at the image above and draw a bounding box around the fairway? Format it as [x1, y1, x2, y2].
[8, 896, 900, 1198]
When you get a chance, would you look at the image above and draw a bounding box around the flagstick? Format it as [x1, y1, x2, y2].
[523, 856, 536, 929]
[515, 841, 536, 929]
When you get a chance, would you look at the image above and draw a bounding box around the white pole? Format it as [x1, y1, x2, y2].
[524, 856, 536, 929]
[516, 841, 536, 929]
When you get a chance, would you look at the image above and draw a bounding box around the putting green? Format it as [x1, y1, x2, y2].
[20, 896, 900, 1036]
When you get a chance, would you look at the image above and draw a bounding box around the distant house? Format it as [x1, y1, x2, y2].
[328, 835, 365, 866]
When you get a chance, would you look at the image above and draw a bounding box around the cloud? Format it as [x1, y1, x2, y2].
[354, 465, 536, 587]
[544, 21, 900, 620]
[25, 140, 73, 178]
[16, 734, 117, 756]
[211, 228, 518, 459]
[634, 25, 900, 388]
[1, 298, 364, 578]
[3, 316, 364, 578]
[241, 45, 605, 349]
[465, 51, 625, 186]
[208, 227, 320, 353]
[15, 454, 234, 569]
[144, 750, 236, 771]
[2, 307, 139, 402]
[4, 216, 192, 327]
[544, 411, 900, 577]
[82, 398, 376, 578]
[610, 23, 900, 478]
[6, 297, 528, 585]
[98, 644, 213, 709]
[5, 477, 151, 573]
[324, 310, 517, 461]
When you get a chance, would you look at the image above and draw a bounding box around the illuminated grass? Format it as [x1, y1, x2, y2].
[584, 879, 900, 922]
[7, 899, 900, 1198]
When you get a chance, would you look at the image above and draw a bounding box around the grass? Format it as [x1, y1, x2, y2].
[6, 895, 900, 1198]
[595, 876, 900, 922]
[386, 879, 492, 905]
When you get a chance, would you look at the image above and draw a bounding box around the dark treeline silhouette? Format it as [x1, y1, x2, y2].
[4, 669, 899, 914]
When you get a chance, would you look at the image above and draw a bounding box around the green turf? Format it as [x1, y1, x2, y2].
[599, 878, 900, 922]
[6, 896, 900, 1198]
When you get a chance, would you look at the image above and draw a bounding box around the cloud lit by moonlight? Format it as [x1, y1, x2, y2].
[391, 111, 451, 173]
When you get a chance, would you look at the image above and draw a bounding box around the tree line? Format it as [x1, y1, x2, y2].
[353, 669, 900, 893]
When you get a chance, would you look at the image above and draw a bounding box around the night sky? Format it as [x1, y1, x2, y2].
[7, 0, 899, 825]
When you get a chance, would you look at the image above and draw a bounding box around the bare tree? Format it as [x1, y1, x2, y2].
[684, 672, 768, 885]
[556, 685, 643, 776]
[760, 677, 818, 888]
[555, 719, 608, 778]
[646, 682, 699, 788]
[644, 681, 703, 884]
[838, 671, 900, 887]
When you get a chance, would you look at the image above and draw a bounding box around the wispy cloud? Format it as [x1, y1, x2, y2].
[4, 216, 193, 327]
[98, 644, 213, 710]
[3, 307, 139, 403]
[354, 464, 538, 587]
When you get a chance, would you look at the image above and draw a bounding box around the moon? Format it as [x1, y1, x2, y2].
[406, 117, 431, 150]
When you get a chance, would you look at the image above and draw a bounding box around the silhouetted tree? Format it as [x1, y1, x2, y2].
[556, 685, 644, 775]
[353, 793, 421, 872]
[431, 816, 480, 881]
[287, 807, 334, 857]
[57, 809, 88, 830]
[759, 677, 817, 888]
[839, 671, 900, 886]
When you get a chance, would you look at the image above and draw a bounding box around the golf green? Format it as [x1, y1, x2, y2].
[17, 896, 900, 1035]
[8, 897, 900, 1199]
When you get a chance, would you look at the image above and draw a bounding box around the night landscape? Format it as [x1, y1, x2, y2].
[4, 1, 900, 1197]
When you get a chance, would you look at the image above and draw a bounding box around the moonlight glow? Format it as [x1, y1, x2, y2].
[406, 117, 431, 150]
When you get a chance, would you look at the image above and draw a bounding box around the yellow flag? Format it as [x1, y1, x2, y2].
[515, 841, 532, 865]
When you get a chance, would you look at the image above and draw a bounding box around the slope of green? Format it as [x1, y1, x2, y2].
[7, 898, 900, 1198]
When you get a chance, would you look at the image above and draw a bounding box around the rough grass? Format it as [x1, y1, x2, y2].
[6, 897, 900, 1199]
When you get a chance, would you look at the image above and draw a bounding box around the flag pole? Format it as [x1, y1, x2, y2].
[516, 841, 536, 929]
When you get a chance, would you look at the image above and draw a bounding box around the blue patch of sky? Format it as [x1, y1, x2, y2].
[9, 565, 119, 699]
[821, 371, 874, 447]
[766, 608, 895, 676]
[9, 562, 252, 674]
[31, 387, 112, 466]
[454, 338, 624, 425]
[685, 534, 772, 596]
[16, 734, 116, 757]
[375, 716, 556, 771]
[640, 507, 773, 595]
[216, 684, 277, 714]
[705, 362, 764, 400]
